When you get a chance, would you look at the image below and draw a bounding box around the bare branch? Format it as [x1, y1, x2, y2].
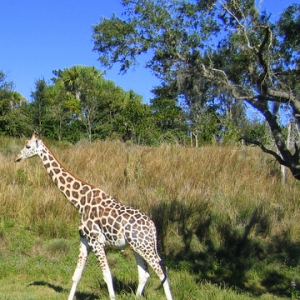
[240, 137, 288, 166]
[218, 0, 254, 50]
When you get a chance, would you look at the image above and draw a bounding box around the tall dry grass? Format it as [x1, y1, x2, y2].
[1, 136, 300, 255]
[3, 135, 300, 296]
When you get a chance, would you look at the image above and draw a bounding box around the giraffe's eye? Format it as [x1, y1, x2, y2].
[26, 145, 30, 149]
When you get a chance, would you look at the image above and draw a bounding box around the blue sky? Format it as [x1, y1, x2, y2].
[0, 0, 297, 104]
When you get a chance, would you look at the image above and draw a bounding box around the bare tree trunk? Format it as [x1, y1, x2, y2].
[193, 132, 199, 147]
[280, 122, 293, 185]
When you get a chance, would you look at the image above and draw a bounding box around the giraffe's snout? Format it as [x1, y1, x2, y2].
[14, 153, 23, 162]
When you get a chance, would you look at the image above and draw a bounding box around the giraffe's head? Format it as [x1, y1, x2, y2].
[15, 131, 43, 162]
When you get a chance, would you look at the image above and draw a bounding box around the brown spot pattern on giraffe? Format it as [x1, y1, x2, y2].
[80, 186, 89, 194]
[73, 181, 80, 190]
[72, 191, 79, 198]
[52, 161, 59, 168]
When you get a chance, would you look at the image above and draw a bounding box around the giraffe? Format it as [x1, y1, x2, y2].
[15, 132, 173, 300]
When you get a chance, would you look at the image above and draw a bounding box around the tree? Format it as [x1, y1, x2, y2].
[44, 84, 81, 141]
[116, 90, 158, 144]
[150, 95, 188, 144]
[0, 71, 13, 91]
[52, 66, 103, 142]
[0, 71, 31, 136]
[93, 80, 141, 141]
[30, 78, 51, 134]
[93, 1, 300, 180]
[51, 65, 151, 143]
[0, 71, 14, 133]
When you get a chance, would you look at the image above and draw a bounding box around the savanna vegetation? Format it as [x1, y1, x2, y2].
[1, 0, 300, 299]
[1, 135, 300, 299]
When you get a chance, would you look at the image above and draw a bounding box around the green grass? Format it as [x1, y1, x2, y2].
[1, 136, 300, 299]
[0, 219, 299, 299]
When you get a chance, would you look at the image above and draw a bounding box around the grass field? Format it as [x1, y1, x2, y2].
[1, 135, 300, 299]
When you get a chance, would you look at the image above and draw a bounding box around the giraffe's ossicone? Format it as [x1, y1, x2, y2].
[15, 132, 173, 300]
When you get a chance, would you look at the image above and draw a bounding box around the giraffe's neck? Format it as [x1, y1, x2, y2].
[38, 142, 92, 211]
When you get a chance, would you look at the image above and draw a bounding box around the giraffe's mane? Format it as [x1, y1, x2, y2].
[42, 139, 97, 189]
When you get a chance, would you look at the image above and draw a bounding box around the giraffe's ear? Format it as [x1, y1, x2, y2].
[33, 131, 39, 139]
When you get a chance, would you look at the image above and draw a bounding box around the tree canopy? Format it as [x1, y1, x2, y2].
[29, 66, 159, 143]
[0, 71, 30, 136]
[92, 0, 300, 179]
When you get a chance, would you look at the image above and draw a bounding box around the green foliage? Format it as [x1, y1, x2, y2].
[277, 4, 300, 64]
[241, 120, 268, 144]
[0, 72, 31, 136]
[114, 93, 158, 144]
[151, 97, 188, 143]
[93, 15, 138, 72]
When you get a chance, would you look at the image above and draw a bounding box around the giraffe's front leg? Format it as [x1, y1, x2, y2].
[91, 238, 116, 300]
[68, 236, 91, 300]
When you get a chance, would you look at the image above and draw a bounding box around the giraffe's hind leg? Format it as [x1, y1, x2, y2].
[68, 236, 90, 300]
[134, 252, 150, 297]
[151, 258, 173, 300]
[135, 248, 173, 300]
